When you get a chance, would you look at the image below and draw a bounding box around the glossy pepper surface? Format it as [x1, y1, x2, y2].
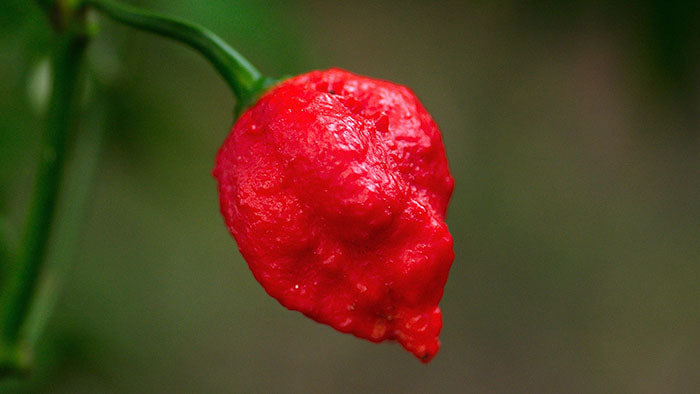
[214, 68, 454, 362]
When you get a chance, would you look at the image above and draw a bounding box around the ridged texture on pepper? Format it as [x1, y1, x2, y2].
[214, 68, 454, 362]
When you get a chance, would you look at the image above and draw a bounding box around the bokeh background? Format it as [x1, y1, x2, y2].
[1, 0, 698, 392]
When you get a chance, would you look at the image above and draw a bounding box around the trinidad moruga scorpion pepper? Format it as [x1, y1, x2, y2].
[214, 68, 454, 362]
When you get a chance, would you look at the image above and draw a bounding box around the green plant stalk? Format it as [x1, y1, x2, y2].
[83, 0, 273, 114]
[23, 92, 106, 352]
[0, 31, 88, 374]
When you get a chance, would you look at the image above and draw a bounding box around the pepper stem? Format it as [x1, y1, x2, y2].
[83, 0, 273, 113]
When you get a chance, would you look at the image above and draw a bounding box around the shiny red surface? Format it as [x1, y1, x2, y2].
[214, 68, 454, 362]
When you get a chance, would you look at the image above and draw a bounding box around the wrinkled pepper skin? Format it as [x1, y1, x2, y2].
[214, 68, 454, 362]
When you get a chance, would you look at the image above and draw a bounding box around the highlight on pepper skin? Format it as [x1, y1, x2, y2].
[214, 68, 454, 362]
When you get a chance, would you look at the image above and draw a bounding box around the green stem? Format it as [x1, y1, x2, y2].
[23, 91, 106, 351]
[83, 0, 271, 113]
[0, 31, 88, 375]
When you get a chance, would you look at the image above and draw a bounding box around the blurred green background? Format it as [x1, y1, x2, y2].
[1, 0, 698, 392]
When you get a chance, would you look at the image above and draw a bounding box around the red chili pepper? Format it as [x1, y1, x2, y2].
[214, 68, 454, 362]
